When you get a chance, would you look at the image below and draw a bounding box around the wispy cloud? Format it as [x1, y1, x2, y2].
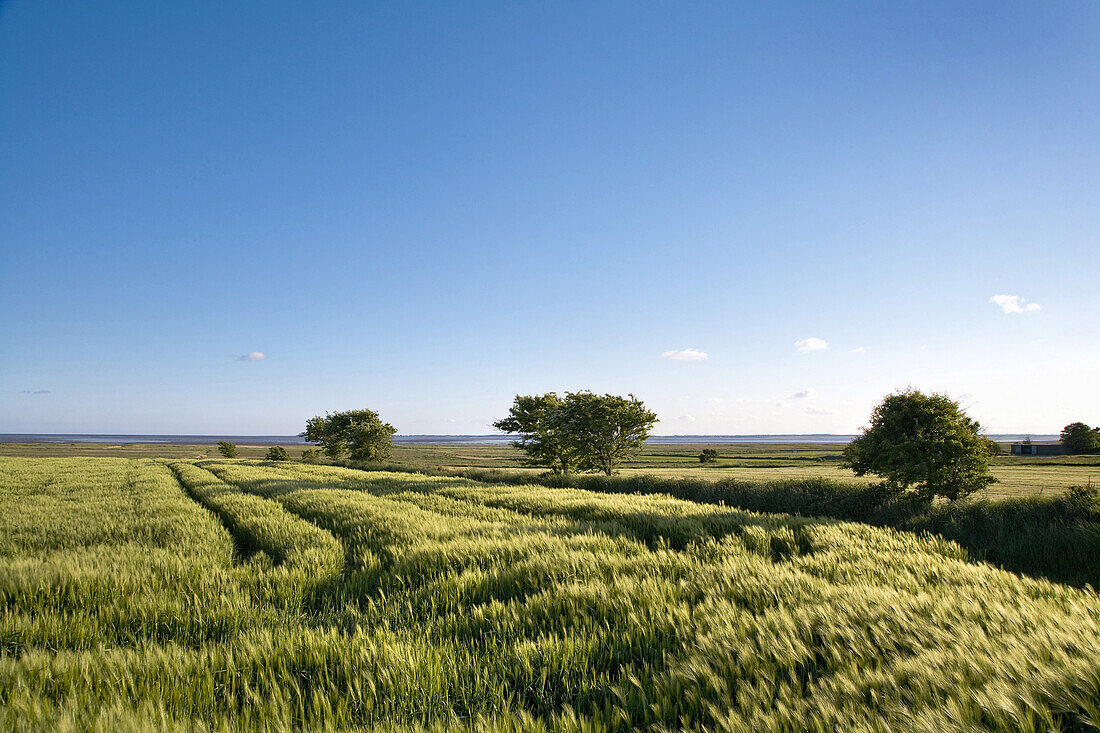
[803, 406, 835, 415]
[678, 413, 697, 423]
[851, 347, 867, 353]
[790, 388, 815, 400]
[20, 390, 51, 395]
[661, 348, 708, 361]
[989, 294, 1040, 314]
[708, 397, 724, 404]
[237, 351, 267, 362]
[795, 337, 828, 352]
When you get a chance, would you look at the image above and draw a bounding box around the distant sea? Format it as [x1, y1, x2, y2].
[0, 433, 1058, 445]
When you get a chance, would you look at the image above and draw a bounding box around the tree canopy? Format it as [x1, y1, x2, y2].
[494, 392, 657, 475]
[301, 409, 397, 463]
[1060, 422, 1100, 454]
[841, 389, 995, 502]
[492, 393, 576, 473]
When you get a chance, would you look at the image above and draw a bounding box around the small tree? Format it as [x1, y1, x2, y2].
[494, 392, 658, 475]
[1060, 422, 1100, 455]
[301, 409, 397, 463]
[560, 392, 658, 476]
[265, 446, 290, 461]
[492, 393, 577, 473]
[301, 448, 323, 463]
[842, 389, 995, 502]
[699, 449, 719, 463]
[216, 441, 238, 458]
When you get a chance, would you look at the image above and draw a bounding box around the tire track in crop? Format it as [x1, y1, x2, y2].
[167, 462, 344, 580]
[167, 462, 260, 565]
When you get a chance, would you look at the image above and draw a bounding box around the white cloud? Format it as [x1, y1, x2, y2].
[678, 413, 697, 423]
[238, 351, 267, 362]
[661, 348, 708, 361]
[20, 389, 51, 395]
[790, 388, 815, 400]
[774, 400, 791, 409]
[708, 397, 724, 404]
[795, 337, 828, 352]
[851, 347, 867, 353]
[990, 294, 1040, 314]
[803, 406, 835, 415]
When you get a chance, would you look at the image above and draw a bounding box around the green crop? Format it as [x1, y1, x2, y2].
[2, 457, 1099, 732]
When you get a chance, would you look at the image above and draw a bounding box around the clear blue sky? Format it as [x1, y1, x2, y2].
[2, 1, 1098, 435]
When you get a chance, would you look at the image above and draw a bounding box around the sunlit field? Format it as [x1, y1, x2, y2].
[2, 441, 1094, 500]
[3, 456, 1099, 732]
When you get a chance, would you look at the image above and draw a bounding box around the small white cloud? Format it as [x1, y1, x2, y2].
[990, 294, 1040, 314]
[803, 406, 835, 415]
[708, 397, 724, 404]
[20, 389, 51, 395]
[774, 400, 791, 409]
[661, 348, 708, 361]
[851, 347, 867, 353]
[678, 413, 697, 423]
[238, 351, 267, 362]
[795, 337, 828, 352]
[790, 388, 815, 400]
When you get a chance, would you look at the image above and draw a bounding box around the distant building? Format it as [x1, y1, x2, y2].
[1011, 443, 1065, 456]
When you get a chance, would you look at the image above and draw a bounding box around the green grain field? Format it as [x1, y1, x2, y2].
[3, 456, 1099, 732]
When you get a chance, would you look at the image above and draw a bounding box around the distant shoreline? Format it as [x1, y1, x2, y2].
[0, 433, 1059, 446]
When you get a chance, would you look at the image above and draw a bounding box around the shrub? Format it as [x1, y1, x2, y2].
[216, 441, 238, 458]
[301, 448, 323, 464]
[265, 446, 290, 461]
[699, 449, 719, 463]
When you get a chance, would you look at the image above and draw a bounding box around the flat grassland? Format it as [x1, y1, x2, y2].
[2, 441, 1095, 500]
[3, 456, 1099, 731]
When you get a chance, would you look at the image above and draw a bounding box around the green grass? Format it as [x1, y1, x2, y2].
[3, 441, 1095, 499]
[3, 457, 1100, 731]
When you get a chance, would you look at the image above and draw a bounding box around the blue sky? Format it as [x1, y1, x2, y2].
[2, 1, 1098, 435]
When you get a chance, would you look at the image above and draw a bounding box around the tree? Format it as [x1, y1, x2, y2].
[494, 392, 658, 475]
[265, 446, 290, 461]
[492, 393, 577, 473]
[699, 449, 719, 463]
[561, 392, 658, 475]
[216, 441, 238, 458]
[841, 389, 995, 502]
[1060, 422, 1100, 455]
[300, 409, 397, 463]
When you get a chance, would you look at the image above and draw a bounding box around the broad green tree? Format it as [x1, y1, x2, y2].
[301, 409, 397, 463]
[562, 392, 658, 475]
[841, 389, 995, 502]
[216, 441, 238, 458]
[492, 393, 577, 473]
[1060, 422, 1100, 454]
[494, 392, 658, 475]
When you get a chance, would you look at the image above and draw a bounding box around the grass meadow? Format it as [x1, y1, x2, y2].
[2, 441, 1095, 499]
[3, 456, 1100, 731]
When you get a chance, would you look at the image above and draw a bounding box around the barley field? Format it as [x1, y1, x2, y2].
[2, 456, 1099, 732]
